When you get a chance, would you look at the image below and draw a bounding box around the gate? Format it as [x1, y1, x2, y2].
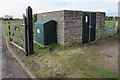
[8, 6, 34, 56]
[82, 12, 96, 44]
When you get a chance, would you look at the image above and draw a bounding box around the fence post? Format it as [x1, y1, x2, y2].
[23, 14, 28, 56]
[118, 18, 120, 33]
[8, 22, 12, 41]
[26, 6, 34, 54]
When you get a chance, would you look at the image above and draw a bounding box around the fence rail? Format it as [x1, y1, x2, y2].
[8, 6, 34, 56]
[8, 22, 26, 54]
[8, 23, 25, 27]
[9, 36, 24, 45]
[9, 30, 24, 36]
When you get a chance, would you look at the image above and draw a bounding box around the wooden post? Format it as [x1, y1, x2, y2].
[23, 14, 28, 56]
[118, 18, 120, 33]
[8, 22, 12, 41]
[118, 2, 120, 33]
[26, 6, 34, 54]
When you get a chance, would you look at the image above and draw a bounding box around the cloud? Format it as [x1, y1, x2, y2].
[41, 0, 119, 2]
[0, 0, 118, 18]
[58, 2, 118, 15]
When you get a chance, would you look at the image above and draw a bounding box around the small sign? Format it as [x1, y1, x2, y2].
[37, 29, 40, 33]
[86, 16, 88, 22]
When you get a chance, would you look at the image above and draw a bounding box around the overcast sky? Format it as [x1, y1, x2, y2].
[0, 0, 119, 18]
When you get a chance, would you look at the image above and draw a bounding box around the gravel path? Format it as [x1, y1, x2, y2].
[1, 25, 29, 78]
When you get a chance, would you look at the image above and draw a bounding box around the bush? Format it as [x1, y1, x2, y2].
[33, 14, 37, 23]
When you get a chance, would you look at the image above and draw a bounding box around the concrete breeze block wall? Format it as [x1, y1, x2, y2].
[64, 10, 83, 45]
[37, 10, 105, 46]
[96, 12, 105, 39]
[37, 10, 65, 46]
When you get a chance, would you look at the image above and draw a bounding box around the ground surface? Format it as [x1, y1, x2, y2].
[2, 25, 29, 78]
[19, 35, 118, 78]
[86, 36, 118, 71]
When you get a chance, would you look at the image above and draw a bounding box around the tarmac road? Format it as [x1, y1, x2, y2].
[0, 21, 2, 79]
[1, 22, 29, 79]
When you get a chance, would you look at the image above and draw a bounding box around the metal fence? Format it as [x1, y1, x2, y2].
[104, 24, 118, 37]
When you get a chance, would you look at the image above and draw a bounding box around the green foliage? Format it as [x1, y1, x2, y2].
[105, 20, 117, 26]
[48, 43, 61, 49]
[34, 43, 47, 55]
[33, 14, 37, 23]
[105, 20, 118, 32]
[106, 16, 120, 21]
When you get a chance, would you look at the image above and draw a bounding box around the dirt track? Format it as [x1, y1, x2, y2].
[87, 36, 118, 71]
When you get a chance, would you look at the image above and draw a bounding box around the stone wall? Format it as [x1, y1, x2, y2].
[96, 12, 105, 39]
[64, 10, 83, 45]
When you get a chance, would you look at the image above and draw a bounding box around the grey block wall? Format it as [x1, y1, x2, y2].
[37, 10, 105, 46]
[96, 12, 105, 39]
[64, 10, 83, 45]
[37, 10, 65, 46]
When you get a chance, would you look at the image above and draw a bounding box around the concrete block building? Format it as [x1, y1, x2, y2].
[37, 10, 105, 46]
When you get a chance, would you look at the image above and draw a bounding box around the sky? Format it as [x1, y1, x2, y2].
[0, 0, 120, 18]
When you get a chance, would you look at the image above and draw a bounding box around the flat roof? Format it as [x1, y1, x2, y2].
[36, 10, 105, 14]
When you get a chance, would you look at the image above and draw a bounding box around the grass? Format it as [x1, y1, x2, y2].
[2, 20, 23, 36]
[2, 20, 45, 49]
[2, 20, 24, 47]
[2, 20, 118, 78]
[105, 20, 118, 29]
[105, 20, 118, 26]
[21, 51, 118, 78]
[67, 52, 117, 78]
[80, 63, 117, 78]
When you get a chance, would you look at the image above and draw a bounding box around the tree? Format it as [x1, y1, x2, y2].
[4, 15, 13, 20]
[0, 17, 4, 20]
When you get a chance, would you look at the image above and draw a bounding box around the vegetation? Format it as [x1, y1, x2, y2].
[106, 16, 120, 21]
[105, 20, 118, 29]
[4, 15, 13, 20]
[33, 14, 37, 23]
[2, 20, 118, 78]
[21, 51, 118, 78]
[2, 20, 24, 47]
